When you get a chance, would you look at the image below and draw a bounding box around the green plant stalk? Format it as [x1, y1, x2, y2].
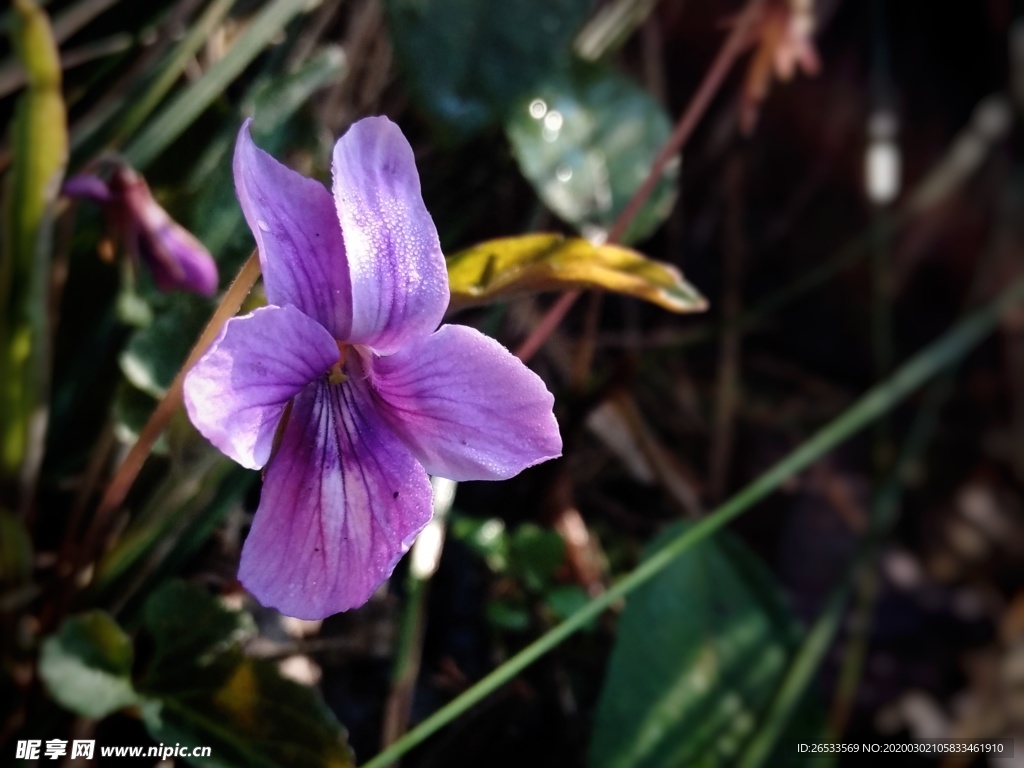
[380, 570, 428, 753]
[0, 0, 116, 99]
[122, 0, 309, 170]
[361, 276, 1024, 768]
[1, 0, 67, 502]
[827, 568, 878, 735]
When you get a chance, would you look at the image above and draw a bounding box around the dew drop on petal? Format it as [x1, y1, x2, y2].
[257, 219, 271, 232]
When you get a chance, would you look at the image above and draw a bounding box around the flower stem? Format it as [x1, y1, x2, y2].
[360, 275, 1024, 768]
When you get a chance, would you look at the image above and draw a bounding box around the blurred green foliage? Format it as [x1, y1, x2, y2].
[1, 0, 67, 483]
[591, 524, 803, 768]
[41, 582, 355, 767]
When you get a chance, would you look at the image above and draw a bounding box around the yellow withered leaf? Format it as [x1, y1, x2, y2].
[446, 234, 708, 313]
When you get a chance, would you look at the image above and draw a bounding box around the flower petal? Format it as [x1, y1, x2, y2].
[113, 165, 219, 296]
[234, 121, 351, 337]
[183, 305, 339, 469]
[239, 373, 433, 619]
[368, 324, 562, 481]
[136, 210, 219, 297]
[62, 175, 113, 202]
[332, 116, 448, 354]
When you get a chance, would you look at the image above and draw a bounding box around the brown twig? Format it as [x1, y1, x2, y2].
[513, 0, 764, 364]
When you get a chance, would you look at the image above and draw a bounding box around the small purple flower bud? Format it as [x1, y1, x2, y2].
[63, 166, 218, 297]
[63, 175, 113, 203]
[112, 168, 219, 297]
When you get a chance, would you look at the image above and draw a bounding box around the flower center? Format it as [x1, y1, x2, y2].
[328, 341, 348, 385]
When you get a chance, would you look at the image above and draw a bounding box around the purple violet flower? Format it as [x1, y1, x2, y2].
[183, 117, 562, 619]
[63, 166, 218, 296]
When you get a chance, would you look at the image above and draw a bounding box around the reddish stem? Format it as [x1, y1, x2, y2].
[514, 0, 764, 364]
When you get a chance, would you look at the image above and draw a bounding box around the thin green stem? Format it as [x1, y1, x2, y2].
[361, 276, 1024, 768]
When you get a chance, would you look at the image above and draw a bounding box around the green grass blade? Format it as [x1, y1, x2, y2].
[122, 0, 311, 170]
[102, 0, 237, 150]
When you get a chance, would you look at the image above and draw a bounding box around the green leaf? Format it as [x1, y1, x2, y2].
[99, 464, 252, 622]
[140, 582, 255, 684]
[508, 523, 564, 592]
[87, 452, 246, 615]
[590, 524, 798, 768]
[39, 612, 137, 718]
[485, 597, 532, 633]
[120, 293, 209, 398]
[450, 515, 509, 572]
[543, 584, 591, 623]
[93, 0, 236, 152]
[245, 46, 347, 132]
[0, 0, 68, 478]
[384, 0, 590, 138]
[506, 62, 677, 243]
[137, 582, 354, 768]
[447, 233, 707, 313]
[112, 381, 165, 454]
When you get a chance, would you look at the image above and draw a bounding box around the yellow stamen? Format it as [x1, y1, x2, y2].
[328, 341, 348, 385]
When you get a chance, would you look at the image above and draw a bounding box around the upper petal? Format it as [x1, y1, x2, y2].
[234, 121, 351, 337]
[183, 305, 339, 469]
[332, 116, 448, 354]
[239, 372, 434, 619]
[368, 324, 562, 481]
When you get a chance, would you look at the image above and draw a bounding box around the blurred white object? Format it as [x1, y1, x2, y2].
[866, 110, 901, 205]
